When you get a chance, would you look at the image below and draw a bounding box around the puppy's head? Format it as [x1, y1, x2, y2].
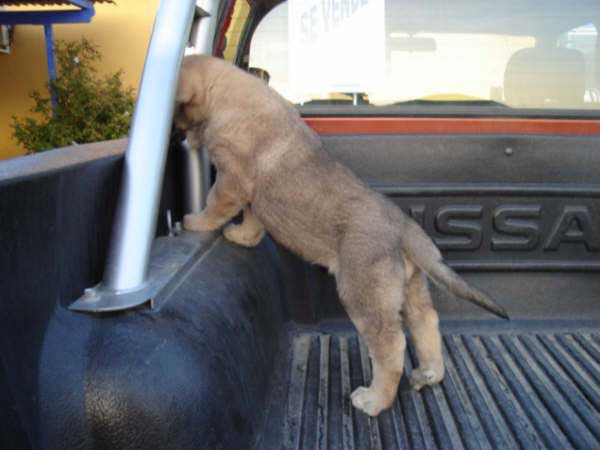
[174, 55, 212, 130]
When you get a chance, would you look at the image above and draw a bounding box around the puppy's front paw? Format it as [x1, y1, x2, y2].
[351, 386, 387, 417]
[409, 367, 443, 391]
[223, 223, 264, 247]
[183, 213, 220, 232]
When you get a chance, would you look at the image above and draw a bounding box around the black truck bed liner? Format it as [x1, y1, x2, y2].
[258, 324, 600, 450]
[3, 138, 600, 450]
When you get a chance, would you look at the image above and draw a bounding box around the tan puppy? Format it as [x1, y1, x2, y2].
[175, 55, 508, 417]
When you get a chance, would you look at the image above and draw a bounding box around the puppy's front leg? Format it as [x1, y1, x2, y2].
[224, 206, 265, 247]
[184, 173, 244, 232]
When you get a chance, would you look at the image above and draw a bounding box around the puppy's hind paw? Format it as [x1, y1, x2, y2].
[351, 386, 387, 417]
[410, 367, 443, 391]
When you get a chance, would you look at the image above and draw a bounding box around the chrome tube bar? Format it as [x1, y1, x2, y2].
[70, 0, 200, 312]
[191, 0, 219, 53]
[181, 139, 206, 213]
[181, 0, 220, 214]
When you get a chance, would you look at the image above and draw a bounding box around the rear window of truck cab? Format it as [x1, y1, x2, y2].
[246, 0, 600, 116]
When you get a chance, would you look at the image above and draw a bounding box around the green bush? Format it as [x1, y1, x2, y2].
[11, 38, 135, 153]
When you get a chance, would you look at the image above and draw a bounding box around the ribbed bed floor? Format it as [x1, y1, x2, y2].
[258, 329, 600, 450]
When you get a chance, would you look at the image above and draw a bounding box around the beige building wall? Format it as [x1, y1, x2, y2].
[0, 1, 158, 159]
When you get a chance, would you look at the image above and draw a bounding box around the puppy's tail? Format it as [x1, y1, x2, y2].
[399, 217, 509, 320]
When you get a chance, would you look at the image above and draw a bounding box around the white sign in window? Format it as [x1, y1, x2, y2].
[288, 0, 385, 103]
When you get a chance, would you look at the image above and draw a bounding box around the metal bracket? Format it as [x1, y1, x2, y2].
[71, 284, 154, 313]
[70, 232, 218, 313]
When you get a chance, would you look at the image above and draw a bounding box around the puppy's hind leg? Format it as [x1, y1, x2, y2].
[224, 206, 265, 247]
[184, 172, 244, 232]
[338, 258, 407, 416]
[403, 269, 444, 390]
[350, 328, 406, 417]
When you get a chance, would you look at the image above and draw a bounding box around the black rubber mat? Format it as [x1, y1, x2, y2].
[260, 330, 600, 450]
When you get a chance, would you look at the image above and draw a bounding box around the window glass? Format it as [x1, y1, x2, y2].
[558, 24, 599, 104]
[249, 1, 600, 111]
